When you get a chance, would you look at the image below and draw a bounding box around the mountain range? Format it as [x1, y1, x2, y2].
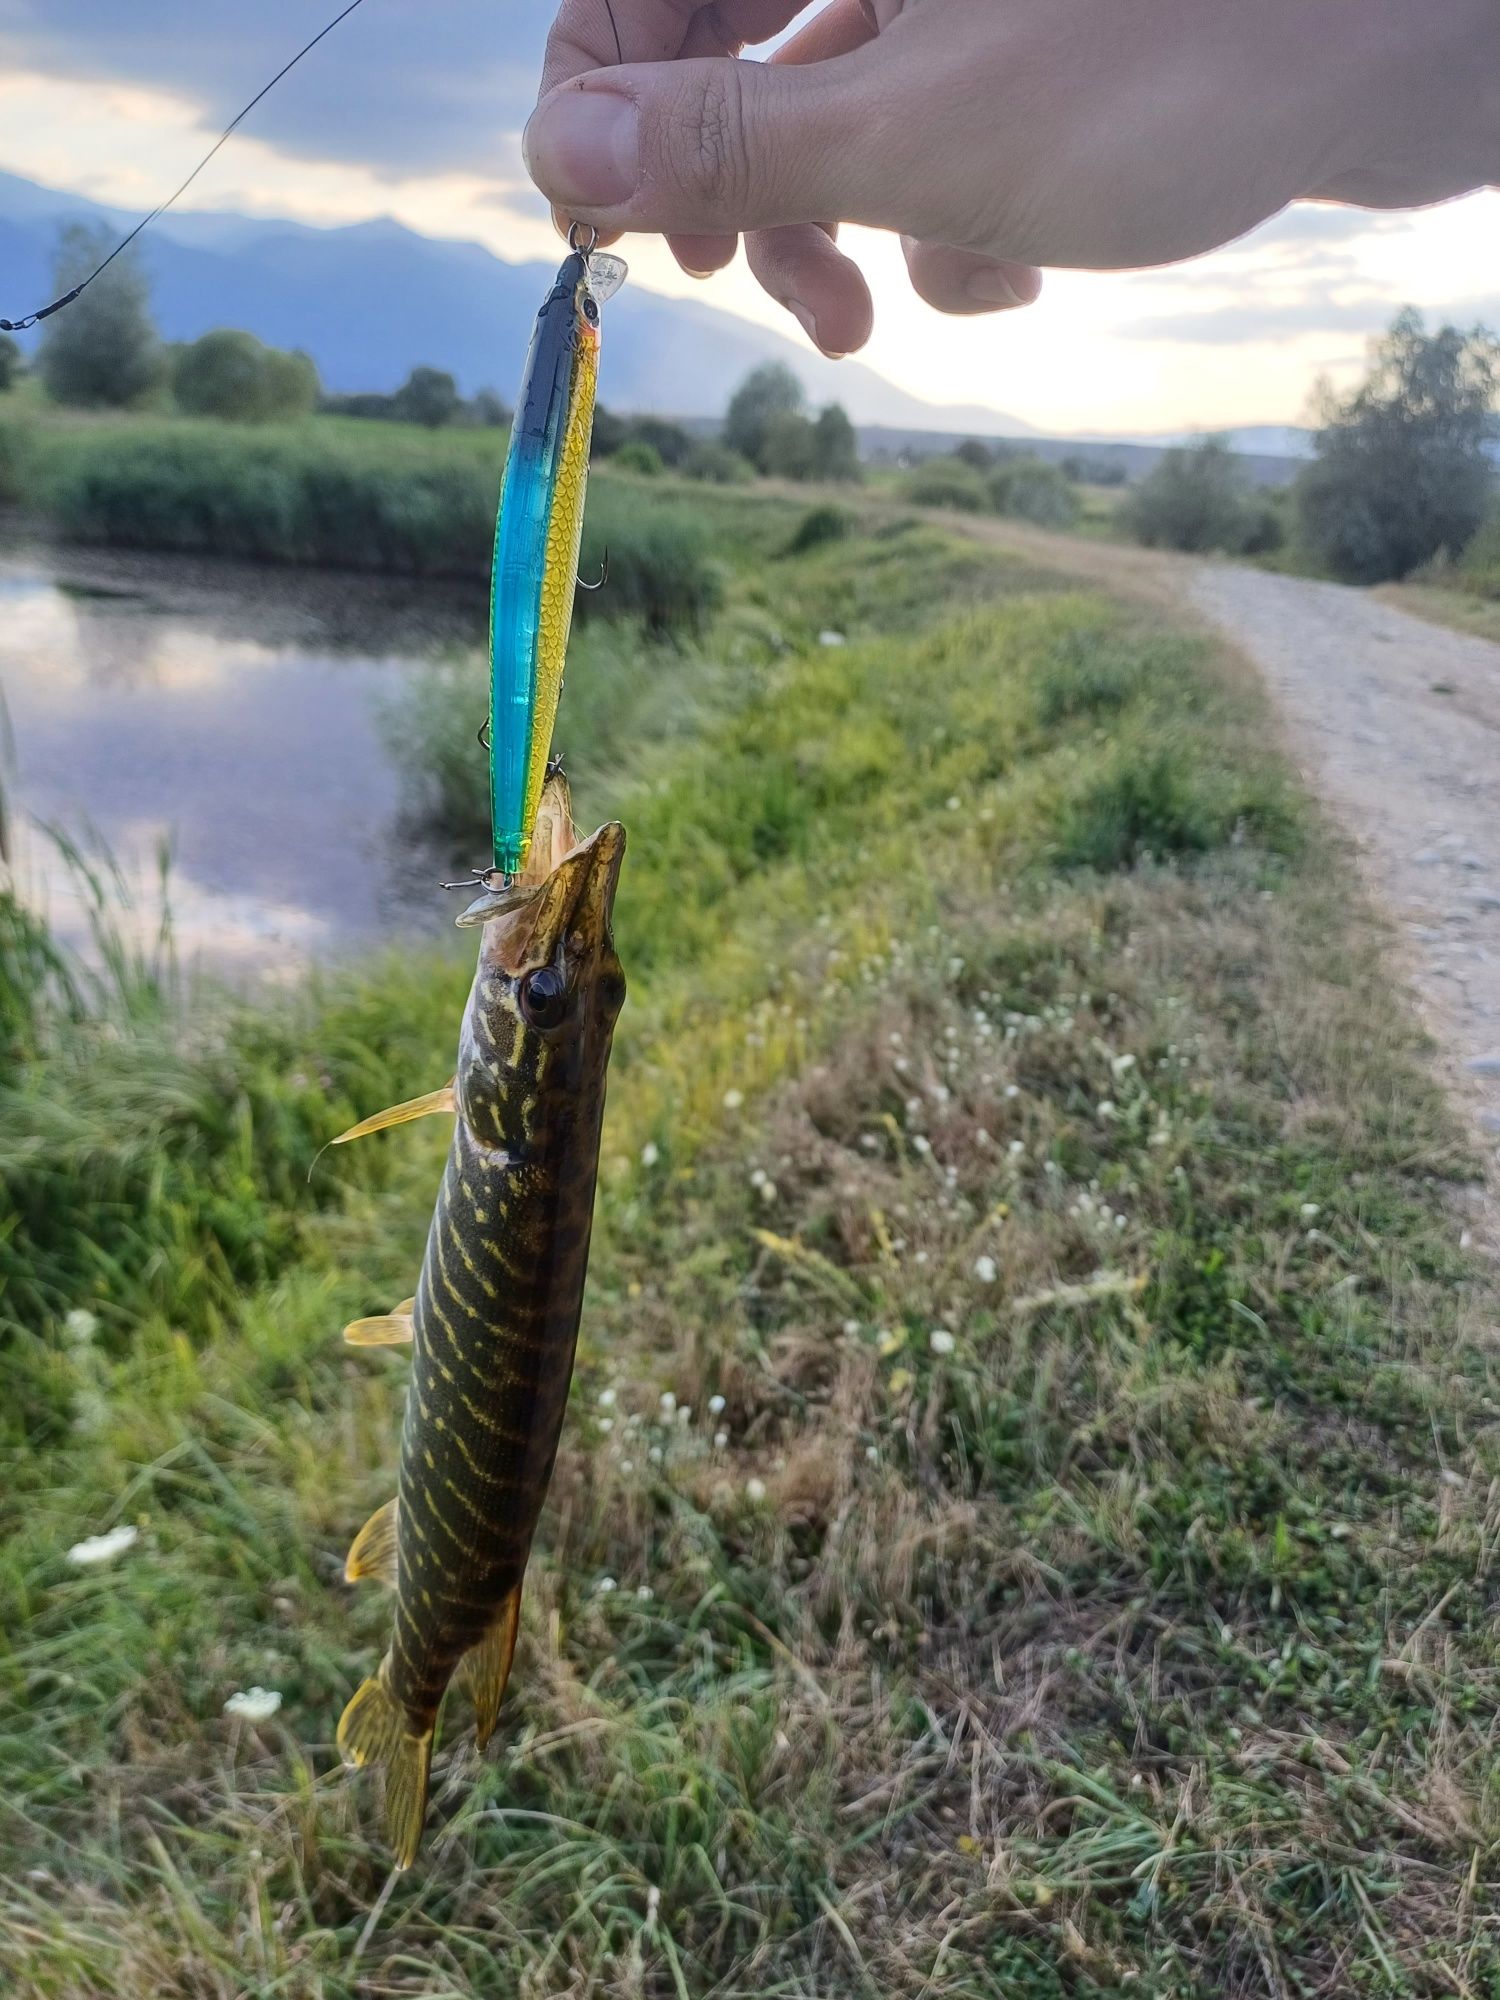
[0, 168, 1039, 435]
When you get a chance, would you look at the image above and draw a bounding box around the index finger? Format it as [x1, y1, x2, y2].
[538, 0, 812, 98]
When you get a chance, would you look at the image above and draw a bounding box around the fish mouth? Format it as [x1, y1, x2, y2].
[467, 819, 625, 976]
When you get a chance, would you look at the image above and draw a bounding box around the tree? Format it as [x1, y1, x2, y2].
[1124, 437, 1264, 553]
[626, 414, 693, 466]
[392, 365, 461, 429]
[0, 335, 20, 392]
[724, 362, 804, 466]
[38, 224, 165, 408]
[470, 387, 510, 428]
[173, 329, 319, 422]
[811, 403, 860, 481]
[953, 438, 992, 472]
[759, 409, 817, 480]
[1295, 309, 1499, 583]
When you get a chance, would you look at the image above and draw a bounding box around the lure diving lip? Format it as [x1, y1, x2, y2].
[488, 231, 626, 878]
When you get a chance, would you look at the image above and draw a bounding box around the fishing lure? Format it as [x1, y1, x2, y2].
[489, 230, 627, 878]
[333, 773, 626, 1866]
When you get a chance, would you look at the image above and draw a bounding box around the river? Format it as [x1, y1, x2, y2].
[0, 536, 488, 976]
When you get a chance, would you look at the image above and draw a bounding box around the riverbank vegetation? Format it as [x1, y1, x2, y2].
[4, 494, 1497, 1997]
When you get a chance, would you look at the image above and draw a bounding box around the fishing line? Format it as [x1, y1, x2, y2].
[0, 0, 373, 331]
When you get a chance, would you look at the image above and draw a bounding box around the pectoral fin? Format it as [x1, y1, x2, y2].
[465, 1583, 522, 1749]
[345, 1497, 400, 1586]
[332, 1084, 457, 1146]
[344, 1313, 414, 1347]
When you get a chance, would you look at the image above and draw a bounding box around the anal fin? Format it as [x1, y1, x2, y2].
[344, 1313, 414, 1347]
[345, 1497, 400, 1586]
[332, 1083, 457, 1146]
[466, 1583, 522, 1749]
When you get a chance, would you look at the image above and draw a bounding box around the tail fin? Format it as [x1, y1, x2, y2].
[336, 1664, 433, 1870]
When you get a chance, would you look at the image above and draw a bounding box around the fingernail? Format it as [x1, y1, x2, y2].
[785, 299, 847, 360]
[966, 267, 1040, 309]
[524, 87, 639, 209]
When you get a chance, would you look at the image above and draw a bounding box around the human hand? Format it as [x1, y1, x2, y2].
[524, 0, 1499, 358]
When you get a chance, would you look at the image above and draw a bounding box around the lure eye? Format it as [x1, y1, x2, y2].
[581, 294, 600, 326]
[519, 965, 569, 1030]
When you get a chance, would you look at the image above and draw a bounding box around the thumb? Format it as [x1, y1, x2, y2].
[523, 57, 863, 238]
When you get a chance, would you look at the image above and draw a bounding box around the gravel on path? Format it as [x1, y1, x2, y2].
[1189, 565, 1500, 1166]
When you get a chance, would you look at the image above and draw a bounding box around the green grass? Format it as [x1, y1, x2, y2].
[2, 502, 1497, 1997]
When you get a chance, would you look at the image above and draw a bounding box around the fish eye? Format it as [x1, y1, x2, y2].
[581, 294, 600, 325]
[519, 965, 569, 1030]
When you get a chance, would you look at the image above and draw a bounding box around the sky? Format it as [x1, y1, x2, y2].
[0, 0, 1493, 436]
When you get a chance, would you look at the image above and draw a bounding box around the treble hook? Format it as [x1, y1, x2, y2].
[577, 547, 608, 592]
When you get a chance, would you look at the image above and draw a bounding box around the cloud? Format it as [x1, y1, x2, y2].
[0, 2, 550, 176]
[1123, 295, 1396, 346]
[1223, 203, 1413, 257]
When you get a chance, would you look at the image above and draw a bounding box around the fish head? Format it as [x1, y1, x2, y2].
[453, 788, 626, 1146]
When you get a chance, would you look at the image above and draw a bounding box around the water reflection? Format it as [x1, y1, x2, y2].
[0, 538, 487, 974]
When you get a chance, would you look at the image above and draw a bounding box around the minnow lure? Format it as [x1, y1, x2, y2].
[489, 230, 626, 878]
[332, 774, 625, 1866]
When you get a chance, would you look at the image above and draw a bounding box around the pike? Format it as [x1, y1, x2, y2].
[332, 775, 625, 1866]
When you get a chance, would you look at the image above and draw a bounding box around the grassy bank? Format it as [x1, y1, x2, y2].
[0, 405, 724, 630]
[3, 502, 1497, 1998]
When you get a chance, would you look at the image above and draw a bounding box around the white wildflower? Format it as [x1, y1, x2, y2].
[708, 1393, 726, 1415]
[677, 1406, 692, 1425]
[1003, 1085, 1019, 1100]
[745, 1477, 767, 1503]
[722, 1089, 744, 1111]
[66, 1525, 138, 1568]
[659, 1391, 677, 1416]
[223, 1686, 282, 1723]
[912, 1135, 931, 1155]
[946, 796, 961, 812]
[597, 1576, 617, 1594]
[714, 1430, 729, 1449]
[866, 1445, 879, 1462]
[598, 1387, 617, 1408]
[598, 1417, 614, 1434]
[648, 1446, 663, 1464]
[819, 629, 847, 647]
[637, 1584, 653, 1600]
[1299, 1202, 1320, 1220]
[929, 1328, 956, 1356]
[640, 1141, 660, 1167]
[757, 1180, 777, 1203]
[1008, 1140, 1025, 1158]
[974, 1255, 998, 1284]
[64, 1308, 98, 1343]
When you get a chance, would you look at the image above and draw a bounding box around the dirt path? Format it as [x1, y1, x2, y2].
[1186, 565, 1500, 1156]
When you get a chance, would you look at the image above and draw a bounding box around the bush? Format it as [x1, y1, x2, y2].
[1124, 438, 1265, 554]
[783, 504, 852, 556]
[682, 441, 753, 484]
[612, 441, 664, 476]
[1458, 508, 1500, 597]
[901, 458, 989, 512]
[579, 483, 723, 635]
[0, 335, 20, 392]
[988, 455, 1081, 528]
[173, 330, 319, 423]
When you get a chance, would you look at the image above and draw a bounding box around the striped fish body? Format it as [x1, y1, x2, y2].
[489, 247, 623, 878]
[337, 802, 625, 1865]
